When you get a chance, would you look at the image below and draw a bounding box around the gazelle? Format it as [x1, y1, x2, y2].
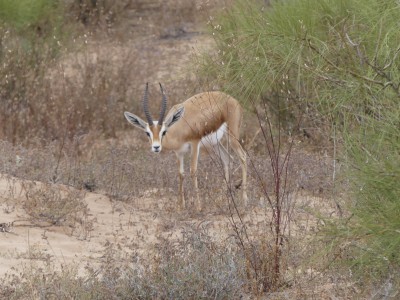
[124, 83, 247, 209]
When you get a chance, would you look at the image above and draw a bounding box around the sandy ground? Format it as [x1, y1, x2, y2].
[0, 174, 243, 278]
[0, 171, 335, 279]
[0, 28, 219, 277]
[0, 174, 167, 277]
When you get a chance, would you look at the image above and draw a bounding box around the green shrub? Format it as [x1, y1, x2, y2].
[0, 0, 58, 30]
[336, 109, 400, 280]
[199, 0, 400, 130]
[199, 0, 400, 285]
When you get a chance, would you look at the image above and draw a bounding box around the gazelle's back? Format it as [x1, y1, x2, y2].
[166, 91, 243, 142]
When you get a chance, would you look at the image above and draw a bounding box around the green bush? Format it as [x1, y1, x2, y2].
[337, 109, 400, 280]
[199, 0, 400, 284]
[0, 0, 57, 30]
[199, 0, 400, 128]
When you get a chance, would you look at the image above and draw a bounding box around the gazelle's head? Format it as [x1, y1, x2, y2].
[124, 83, 185, 153]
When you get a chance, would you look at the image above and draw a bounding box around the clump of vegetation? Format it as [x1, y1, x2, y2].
[0, 228, 246, 299]
[0, 0, 71, 144]
[129, 227, 246, 299]
[199, 0, 400, 289]
[0, 0, 202, 145]
[23, 182, 87, 226]
[0, 0, 60, 30]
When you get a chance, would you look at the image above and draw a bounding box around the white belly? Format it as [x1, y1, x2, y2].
[176, 123, 227, 154]
[201, 123, 227, 146]
[178, 143, 191, 153]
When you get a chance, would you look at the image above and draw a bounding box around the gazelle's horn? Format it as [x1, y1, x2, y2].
[142, 83, 153, 126]
[158, 83, 167, 124]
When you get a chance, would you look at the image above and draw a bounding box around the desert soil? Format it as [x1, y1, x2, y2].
[0, 4, 347, 296]
[0, 170, 333, 279]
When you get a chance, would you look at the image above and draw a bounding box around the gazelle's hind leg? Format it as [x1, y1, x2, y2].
[229, 138, 248, 205]
[225, 103, 248, 205]
[190, 141, 201, 210]
[211, 143, 231, 184]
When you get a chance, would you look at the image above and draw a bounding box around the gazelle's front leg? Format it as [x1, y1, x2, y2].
[176, 152, 185, 209]
[190, 141, 201, 210]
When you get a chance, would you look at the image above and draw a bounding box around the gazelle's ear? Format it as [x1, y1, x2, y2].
[124, 112, 148, 131]
[164, 106, 185, 128]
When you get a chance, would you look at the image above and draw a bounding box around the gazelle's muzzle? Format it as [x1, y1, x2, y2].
[151, 142, 162, 153]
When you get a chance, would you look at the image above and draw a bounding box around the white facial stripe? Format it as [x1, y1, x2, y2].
[150, 129, 162, 153]
[160, 124, 166, 137]
[145, 122, 164, 153]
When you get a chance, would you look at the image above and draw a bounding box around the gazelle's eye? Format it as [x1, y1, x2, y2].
[162, 131, 167, 137]
[146, 132, 150, 137]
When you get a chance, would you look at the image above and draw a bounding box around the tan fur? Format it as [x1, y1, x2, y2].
[161, 92, 242, 150]
[127, 91, 248, 210]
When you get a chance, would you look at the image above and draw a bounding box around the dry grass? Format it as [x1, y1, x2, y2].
[0, 136, 335, 209]
[0, 0, 220, 145]
[23, 182, 87, 227]
[0, 227, 247, 299]
[0, 127, 344, 297]
[0, 0, 366, 298]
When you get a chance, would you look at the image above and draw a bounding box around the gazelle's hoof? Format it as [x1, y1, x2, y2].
[178, 198, 186, 210]
[194, 196, 202, 211]
[234, 179, 243, 189]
